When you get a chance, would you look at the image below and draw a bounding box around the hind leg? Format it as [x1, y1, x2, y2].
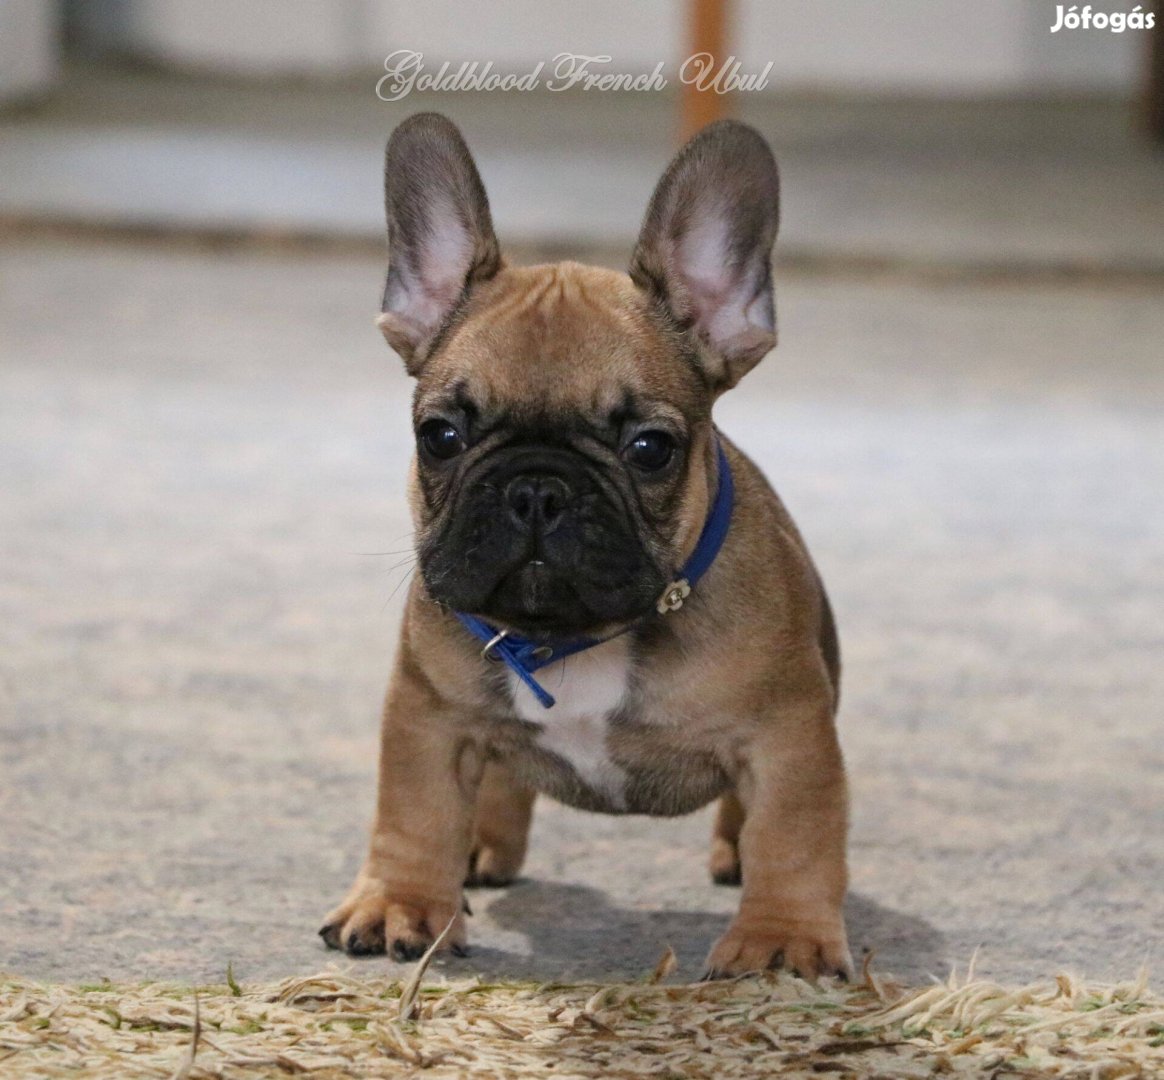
[465, 761, 536, 887]
[709, 790, 744, 885]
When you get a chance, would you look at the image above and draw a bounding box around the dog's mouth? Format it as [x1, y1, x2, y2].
[424, 552, 664, 640]
[490, 557, 652, 637]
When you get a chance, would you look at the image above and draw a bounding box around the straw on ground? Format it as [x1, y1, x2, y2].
[1, 952, 1161, 1078]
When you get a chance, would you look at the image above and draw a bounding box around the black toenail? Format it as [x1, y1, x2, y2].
[346, 933, 376, 956]
[391, 938, 425, 962]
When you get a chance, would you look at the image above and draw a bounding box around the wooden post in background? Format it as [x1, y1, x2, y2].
[680, 0, 732, 141]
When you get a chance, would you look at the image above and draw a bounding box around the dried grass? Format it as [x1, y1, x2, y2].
[1, 952, 1161, 1079]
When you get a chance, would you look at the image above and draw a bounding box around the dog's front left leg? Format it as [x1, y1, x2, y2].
[320, 658, 481, 961]
[704, 684, 852, 981]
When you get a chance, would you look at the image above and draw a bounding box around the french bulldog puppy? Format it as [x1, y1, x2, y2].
[320, 113, 851, 980]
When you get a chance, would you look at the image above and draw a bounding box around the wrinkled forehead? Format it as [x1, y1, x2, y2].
[414, 262, 702, 425]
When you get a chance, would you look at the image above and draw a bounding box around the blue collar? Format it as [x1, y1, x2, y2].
[454, 437, 734, 708]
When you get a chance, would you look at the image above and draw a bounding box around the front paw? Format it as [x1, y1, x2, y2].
[703, 916, 852, 981]
[319, 878, 467, 961]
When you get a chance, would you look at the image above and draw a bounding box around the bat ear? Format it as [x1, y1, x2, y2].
[630, 120, 780, 391]
[376, 113, 502, 375]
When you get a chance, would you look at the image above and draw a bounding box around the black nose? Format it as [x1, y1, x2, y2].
[505, 474, 571, 533]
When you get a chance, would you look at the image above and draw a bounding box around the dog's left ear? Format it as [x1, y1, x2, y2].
[630, 120, 779, 390]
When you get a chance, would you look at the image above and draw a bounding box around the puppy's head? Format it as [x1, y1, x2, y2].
[377, 113, 780, 638]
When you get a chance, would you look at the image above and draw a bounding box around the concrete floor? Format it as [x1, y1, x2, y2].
[1, 236, 1161, 988]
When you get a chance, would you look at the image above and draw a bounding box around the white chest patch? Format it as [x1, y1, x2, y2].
[508, 636, 632, 807]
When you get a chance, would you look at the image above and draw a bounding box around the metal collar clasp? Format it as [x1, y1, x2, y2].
[481, 629, 511, 662]
[656, 578, 692, 614]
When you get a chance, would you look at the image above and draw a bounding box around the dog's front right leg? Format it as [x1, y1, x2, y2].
[320, 655, 481, 960]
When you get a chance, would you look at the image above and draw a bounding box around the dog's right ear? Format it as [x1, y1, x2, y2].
[376, 114, 502, 374]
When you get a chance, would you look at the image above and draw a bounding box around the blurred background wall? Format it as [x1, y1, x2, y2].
[0, 0, 1148, 99]
[0, 0, 58, 99]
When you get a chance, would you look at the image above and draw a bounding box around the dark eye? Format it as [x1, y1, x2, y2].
[419, 420, 465, 461]
[624, 430, 675, 471]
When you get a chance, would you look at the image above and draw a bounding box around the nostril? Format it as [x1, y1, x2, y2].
[511, 487, 533, 522]
[541, 485, 564, 525]
[536, 477, 570, 530]
[505, 477, 538, 526]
